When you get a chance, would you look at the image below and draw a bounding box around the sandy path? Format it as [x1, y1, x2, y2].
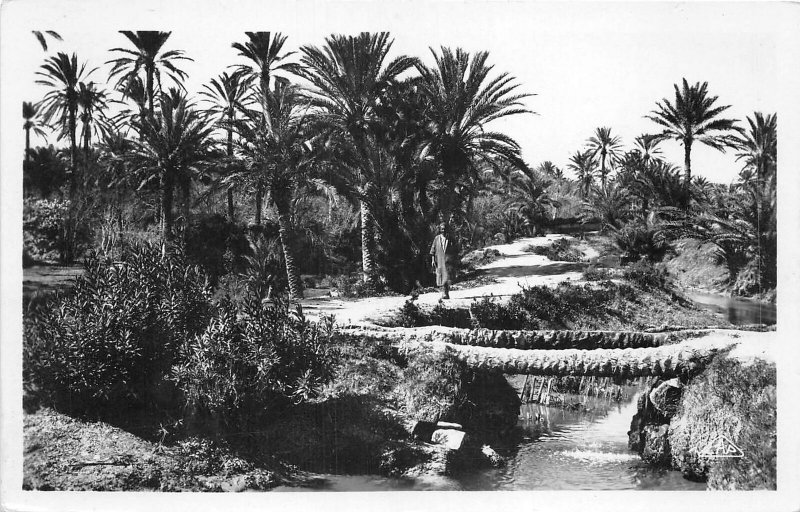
[301, 234, 596, 325]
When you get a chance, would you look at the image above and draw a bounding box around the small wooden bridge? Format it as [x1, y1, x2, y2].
[338, 325, 752, 378]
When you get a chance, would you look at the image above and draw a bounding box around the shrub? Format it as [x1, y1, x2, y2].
[583, 265, 611, 281]
[171, 298, 335, 431]
[525, 237, 583, 262]
[469, 296, 525, 330]
[23, 197, 92, 263]
[400, 349, 470, 422]
[613, 220, 668, 262]
[397, 294, 424, 327]
[23, 243, 214, 413]
[623, 259, 668, 290]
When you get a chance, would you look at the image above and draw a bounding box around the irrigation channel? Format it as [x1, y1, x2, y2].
[687, 291, 776, 325]
[274, 383, 705, 491]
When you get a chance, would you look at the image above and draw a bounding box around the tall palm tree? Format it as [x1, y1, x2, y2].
[23, 101, 48, 162]
[299, 32, 417, 285]
[586, 127, 622, 189]
[32, 31, 62, 51]
[107, 31, 192, 118]
[232, 32, 296, 224]
[415, 46, 533, 236]
[200, 71, 255, 220]
[227, 80, 318, 299]
[77, 82, 114, 156]
[126, 93, 216, 241]
[734, 112, 777, 186]
[567, 149, 597, 199]
[36, 52, 95, 193]
[646, 78, 741, 207]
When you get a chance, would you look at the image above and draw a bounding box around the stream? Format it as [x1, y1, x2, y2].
[687, 291, 776, 325]
[274, 387, 705, 491]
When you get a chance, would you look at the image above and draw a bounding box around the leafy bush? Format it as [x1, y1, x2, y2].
[623, 259, 668, 290]
[469, 296, 525, 330]
[583, 265, 612, 281]
[524, 237, 583, 262]
[613, 220, 668, 262]
[24, 243, 214, 413]
[397, 294, 424, 327]
[400, 349, 470, 422]
[171, 298, 335, 431]
[23, 197, 92, 263]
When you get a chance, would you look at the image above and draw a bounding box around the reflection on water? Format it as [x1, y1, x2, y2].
[687, 291, 776, 325]
[274, 386, 705, 492]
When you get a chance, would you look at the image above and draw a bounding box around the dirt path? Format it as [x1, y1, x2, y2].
[301, 234, 596, 325]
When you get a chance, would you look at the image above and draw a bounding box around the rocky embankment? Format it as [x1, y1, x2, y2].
[627, 352, 776, 489]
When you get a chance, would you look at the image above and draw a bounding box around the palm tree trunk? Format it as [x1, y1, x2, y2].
[360, 199, 378, 286]
[275, 197, 303, 300]
[146, 65, 155, 118]
[160, 170, 174, 241]
[68, 106, 78, 195]
[25, 127, 30, 162]
[226, 126, 235, 221]
[683, 140, 692, 209]
[181, 178, 191, 243]
[254, 186, 263, 225]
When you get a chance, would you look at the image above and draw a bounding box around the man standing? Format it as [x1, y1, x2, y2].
[430, 223, 451, 299]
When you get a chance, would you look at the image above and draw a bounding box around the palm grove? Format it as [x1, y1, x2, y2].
[24, 31, 777, 300]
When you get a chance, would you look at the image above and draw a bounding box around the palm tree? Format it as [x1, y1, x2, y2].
[581, 181, 630, 231]
[126, 93, 216, 241]
[415, 46, 533, 234]
[299, 32, 417, 285]
[734, 112, 777, 187]
[509, 169, 559, 231]
[23, 101, 48, 162]
[200, 71, 255, 220]
[77, 82, 114, 156]
[36, 52, 96, 193]
[586, 127, 622, 188]
[646, 78, 741, 207]
[107, 31, 192, 118]
[232, 32, 297, 224]
[537, 161, 563, 180]
[32, 31, 62, 51]
[567, 150, 597, 199]
[633, 134, 663, 163]
[227, 80, 318, 299]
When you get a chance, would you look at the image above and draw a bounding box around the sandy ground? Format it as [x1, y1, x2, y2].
[301, 234, 597, 325]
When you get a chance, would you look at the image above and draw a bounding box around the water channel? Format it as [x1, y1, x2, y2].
[686, 291, 776, 325]
[274, 386, 705, 492]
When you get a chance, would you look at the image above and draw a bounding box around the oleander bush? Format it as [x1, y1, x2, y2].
[171, 298, 335, 431]
[23, 243, 214, 413]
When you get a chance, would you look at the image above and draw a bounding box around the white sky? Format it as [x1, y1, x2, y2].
[13, 2, 783, 184]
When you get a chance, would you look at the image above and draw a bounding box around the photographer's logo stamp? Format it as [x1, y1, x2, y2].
[700, 434, 744, 458]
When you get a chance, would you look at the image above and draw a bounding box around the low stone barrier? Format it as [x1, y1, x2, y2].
[338, 325, 668, 350]
[397, 339, 728, 378]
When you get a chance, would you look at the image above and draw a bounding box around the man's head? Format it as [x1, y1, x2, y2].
[438, 222, 446, 234]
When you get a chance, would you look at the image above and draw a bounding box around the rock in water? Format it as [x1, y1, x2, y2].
[640, 424, 671, 465]
[649, 378, 682, 419]
[481, 445, 505, 467]
[431, 429, 467, 450]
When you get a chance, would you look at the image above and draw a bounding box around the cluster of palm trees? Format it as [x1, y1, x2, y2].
[25, 31, 533, 298]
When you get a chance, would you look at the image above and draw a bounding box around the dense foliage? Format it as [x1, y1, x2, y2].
[24, 243, 333, 427]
